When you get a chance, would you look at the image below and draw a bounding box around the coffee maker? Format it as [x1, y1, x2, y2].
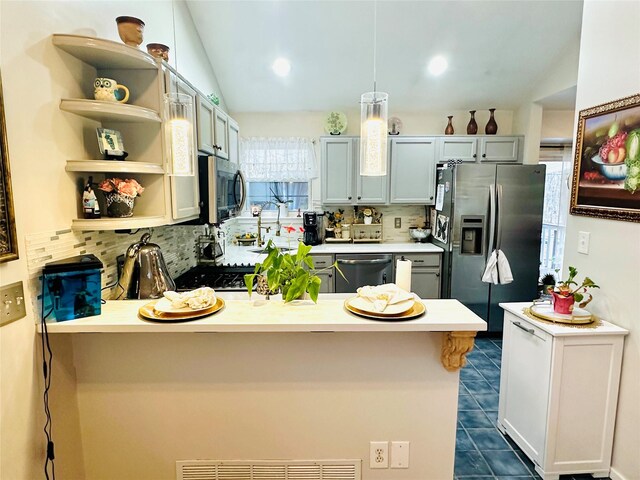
[303, 211, 323, 246]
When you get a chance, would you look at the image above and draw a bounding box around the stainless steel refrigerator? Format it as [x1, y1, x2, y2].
[432, 164, 546, 332]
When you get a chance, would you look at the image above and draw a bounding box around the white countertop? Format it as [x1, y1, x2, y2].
[42, 293, 486, 334]
[500, 302, 629, 337]
[221, 242, 442, 266]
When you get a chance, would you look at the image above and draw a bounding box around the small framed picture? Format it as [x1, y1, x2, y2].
[96, 128, 124, 155]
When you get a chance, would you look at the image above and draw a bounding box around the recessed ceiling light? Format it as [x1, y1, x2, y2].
[272, 57, 291, 77]
[428, 55, 448, 76]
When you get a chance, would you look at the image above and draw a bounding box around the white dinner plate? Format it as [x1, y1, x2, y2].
[153, 296, 216, 314]
[347, 296, 415, 316]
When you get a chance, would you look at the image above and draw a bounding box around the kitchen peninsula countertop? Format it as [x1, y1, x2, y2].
[41, 293, 485, 334]
[221, 241, 443, 266]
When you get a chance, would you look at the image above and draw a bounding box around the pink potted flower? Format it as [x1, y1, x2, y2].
[548, 266, 599, 315]
[98, 177, 144, 217]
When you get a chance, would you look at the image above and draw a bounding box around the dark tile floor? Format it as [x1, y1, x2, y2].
[454, 337, 610, 480]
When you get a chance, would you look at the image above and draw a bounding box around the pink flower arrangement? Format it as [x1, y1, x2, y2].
[98, 178, 144, 198]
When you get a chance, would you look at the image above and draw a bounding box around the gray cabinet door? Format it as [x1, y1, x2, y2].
[165, 70, 200, 220]
[355, 139, 388, 204]
[213, 108, 229, 159]
[321, 137, 355, 204]
[228, 118, 240, 164]
[389, 137, 436, 204]
[196, 95, 215, 155]
[411, 269, 441, 299]
[316, 271, 334, 293]
[480, 136, 519, 162]
[437, 136, 478, 163]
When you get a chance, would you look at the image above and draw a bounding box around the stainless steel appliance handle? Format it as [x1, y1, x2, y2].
[235, 170, 247, 211]
[487, 183, 496, 254]
[513, 321, 535, 335]
[496, 183, 504, 250]
[336, 258, 391, 265]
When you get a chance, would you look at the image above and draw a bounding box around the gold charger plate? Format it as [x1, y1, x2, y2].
[530, 303, 593, 325]
[139, 297, 225, 322]
[344, 298, 426, 321]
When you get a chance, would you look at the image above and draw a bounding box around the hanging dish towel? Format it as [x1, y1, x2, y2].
[482, 249, 514, 285]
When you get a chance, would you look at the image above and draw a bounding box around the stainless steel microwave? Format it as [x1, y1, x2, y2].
[198, 155, 246, 224]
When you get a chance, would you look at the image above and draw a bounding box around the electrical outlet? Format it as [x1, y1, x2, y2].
[390, 441, 410, 468]
[370, 441, 388, 469]
[577, 231, 590, 254]
[394, 217, 402, 228]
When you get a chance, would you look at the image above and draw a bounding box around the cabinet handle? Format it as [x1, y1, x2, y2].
[435, 273, 440, 277]
[329, 274, 333, 278]
[348, 196, 352, 200]
[482, 153, 487, 158]
[473, 154, 477, 158]
[513, 321, 535, 335]
[358, 196, 362, 200]
[430, 196, 434, 200]
[414, 260, 424, 263]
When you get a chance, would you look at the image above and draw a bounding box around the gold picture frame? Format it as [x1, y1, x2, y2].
[0, 71, 19, 263]
[570, 93, 640, 222]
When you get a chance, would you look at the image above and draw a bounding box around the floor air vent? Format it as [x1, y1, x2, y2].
[176, 460, 361, 480]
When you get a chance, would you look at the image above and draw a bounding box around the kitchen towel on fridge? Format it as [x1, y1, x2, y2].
[482, 249, 514, 285]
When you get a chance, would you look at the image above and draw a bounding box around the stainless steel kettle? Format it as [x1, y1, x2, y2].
[113, 232, 176, 300]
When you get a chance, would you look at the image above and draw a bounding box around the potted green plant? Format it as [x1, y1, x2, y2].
[244, 240, 344, 303]
[548, 266, 599, 314]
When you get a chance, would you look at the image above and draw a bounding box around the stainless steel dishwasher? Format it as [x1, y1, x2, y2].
[334, 254, 394, 293]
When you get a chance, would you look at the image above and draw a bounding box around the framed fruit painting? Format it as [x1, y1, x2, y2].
[570, 93, 640, 222]
[0, 71, 19, 263]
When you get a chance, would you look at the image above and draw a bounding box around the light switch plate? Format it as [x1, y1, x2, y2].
[577, 231, 590, 254]
[0, 281, 27, 326]
[390, 441, 410, 468]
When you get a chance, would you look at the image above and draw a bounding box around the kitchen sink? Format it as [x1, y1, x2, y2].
[248, 247, 294, 254]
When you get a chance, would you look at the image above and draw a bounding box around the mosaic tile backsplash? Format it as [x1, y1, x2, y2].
[25, 225, 203, 316]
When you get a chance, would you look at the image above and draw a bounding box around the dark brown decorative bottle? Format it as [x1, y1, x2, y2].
[485, 108, 498, 134]
[445, 116, 454, 135]
[467, 110, 478, 135]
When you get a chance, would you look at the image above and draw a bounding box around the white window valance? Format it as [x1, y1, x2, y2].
[240, 137, 318, 182]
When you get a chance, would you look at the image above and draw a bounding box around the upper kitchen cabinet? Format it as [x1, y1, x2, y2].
[436, 136, 522, 164]
[321, 137, 388, 205]
[213, 108, 230, 159]
[437, 136, 478, 163]
[228, 118, 240, 164]
[389, 137, 437, 204]
[53, 34, 169, 231]
[196, 94, 216, 155]
[164, 67, 200, 221]
[480, 136, 520, 162]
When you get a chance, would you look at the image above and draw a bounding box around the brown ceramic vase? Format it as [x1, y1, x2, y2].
[467, 110, 478, 135]
[445, 116, 454, 135]
[485, 108, 498, 134]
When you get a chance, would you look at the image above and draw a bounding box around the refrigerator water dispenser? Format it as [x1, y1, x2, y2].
[460, 216, 484, 255]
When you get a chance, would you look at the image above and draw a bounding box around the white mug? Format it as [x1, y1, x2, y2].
[94, 77, 129, 103]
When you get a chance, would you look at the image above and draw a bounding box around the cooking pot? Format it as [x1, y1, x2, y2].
[113, 232, 175, 300]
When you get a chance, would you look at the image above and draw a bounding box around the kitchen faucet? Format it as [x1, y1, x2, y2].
[257, 201, 281, 247]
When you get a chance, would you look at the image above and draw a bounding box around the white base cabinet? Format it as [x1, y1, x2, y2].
[497, 304, 628, 480]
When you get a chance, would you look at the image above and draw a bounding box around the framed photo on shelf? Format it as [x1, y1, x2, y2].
[0, 71, 19, 263]
[570, 93, 640, 222]
[96, 128, 127, 160]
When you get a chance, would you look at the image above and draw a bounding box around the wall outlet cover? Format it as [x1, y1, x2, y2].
[394, 217, 401, 228]
[370, 441, 388, 469]
[390, 441, 410, 468]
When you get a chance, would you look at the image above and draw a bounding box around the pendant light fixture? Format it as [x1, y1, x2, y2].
[360, 0, 388, 177]
[164, 0, 195, 176]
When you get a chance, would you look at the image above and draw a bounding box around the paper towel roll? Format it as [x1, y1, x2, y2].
[396, 259, 412, 293]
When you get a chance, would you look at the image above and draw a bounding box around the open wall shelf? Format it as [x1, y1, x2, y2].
[60, 99, 161, 123]
[71, 215, 167, 231]
[52, 34, 159, 70]
[66, 160, 164, 175]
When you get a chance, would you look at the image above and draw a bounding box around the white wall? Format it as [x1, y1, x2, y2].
[541, 110, 575, 142]
[0, 2, 223, 478]
[566, 2, 640, 479]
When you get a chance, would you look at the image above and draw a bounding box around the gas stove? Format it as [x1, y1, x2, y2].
[174, 264, 255, 292]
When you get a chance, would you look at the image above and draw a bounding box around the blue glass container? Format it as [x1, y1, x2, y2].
[42, 254, 103, 322]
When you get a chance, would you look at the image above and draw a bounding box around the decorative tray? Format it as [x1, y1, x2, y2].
[139, 297, 225, 322]
[344, 298, 425, 322]
[529, 303, 593, 325]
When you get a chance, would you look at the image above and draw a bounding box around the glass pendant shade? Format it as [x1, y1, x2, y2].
[164, 92, 195, 176]
[360, 91, 388, 176]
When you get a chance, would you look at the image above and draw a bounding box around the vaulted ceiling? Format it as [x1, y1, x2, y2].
[187, 1, 583, 113]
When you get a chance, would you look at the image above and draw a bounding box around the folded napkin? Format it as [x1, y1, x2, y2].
[356, 283, 414, 312]
[481, 249, 514, 285]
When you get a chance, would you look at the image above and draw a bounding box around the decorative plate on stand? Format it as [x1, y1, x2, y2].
[529, 303, 593, 324]
[324, 111, 347, 135]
